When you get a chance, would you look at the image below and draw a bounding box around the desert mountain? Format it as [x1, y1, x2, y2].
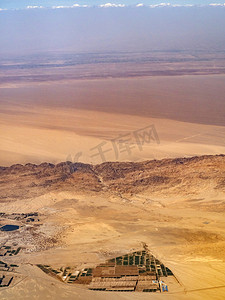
[1, 154, 224, 203]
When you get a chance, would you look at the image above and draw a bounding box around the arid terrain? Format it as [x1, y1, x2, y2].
[0, 155, 225, 299]
[0, 4, 225, 299]
[0, 51, 225, 299]
[1, 54, 225, 166]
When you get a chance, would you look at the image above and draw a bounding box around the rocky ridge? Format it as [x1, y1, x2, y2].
[0, 155, 224, 202]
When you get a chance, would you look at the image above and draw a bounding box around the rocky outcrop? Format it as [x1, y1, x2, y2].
[0, 155, 224, 201]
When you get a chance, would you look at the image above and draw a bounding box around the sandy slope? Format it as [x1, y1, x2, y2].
[0, 191, 225, 300]
[0, 156, 225, 299]
[0, 106, 224, 166]
[0, 75, 224, 166]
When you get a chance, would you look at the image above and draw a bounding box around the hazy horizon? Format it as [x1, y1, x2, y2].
[0, 6, 225, 56]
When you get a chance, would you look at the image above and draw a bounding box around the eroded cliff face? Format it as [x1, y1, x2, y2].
[0, 155, 224, 202]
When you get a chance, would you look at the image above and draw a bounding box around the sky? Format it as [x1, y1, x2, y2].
[0, 0, 225, 10]
[0, 4, 224, 56]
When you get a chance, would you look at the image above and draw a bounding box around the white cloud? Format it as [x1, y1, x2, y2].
[3, 3, 225, 11]
[26, 6, 43, 9]
[52, 6, 68, 9]
[99, 3, 126, 8]
[209, 3, 225, 6]
[52, 4, 89, 9]
[149, 3, 196, 8]
[150, 3, 171, 7]
[149, 3, 171, 8]
[72, 4, 89, 7]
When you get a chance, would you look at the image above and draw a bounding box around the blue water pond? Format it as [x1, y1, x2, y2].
[0, 225, 19, 232]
